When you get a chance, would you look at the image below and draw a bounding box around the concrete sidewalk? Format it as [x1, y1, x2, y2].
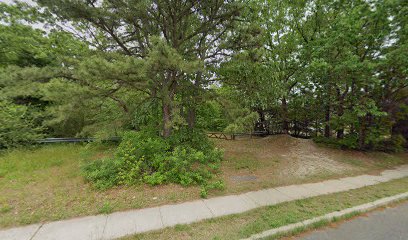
[1, 165, 408, 240]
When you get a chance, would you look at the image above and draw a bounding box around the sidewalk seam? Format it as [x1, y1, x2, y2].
[158, 207, 165, 228]
[28, 223, 43, 240]
[201, 200, 216, 217]
[101, 215, 108, 239]
[274, 187, 298, 200]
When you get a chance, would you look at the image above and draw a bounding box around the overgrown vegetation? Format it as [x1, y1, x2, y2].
[0, 100, 42, 148]
[314, 134, 407, 153]
[83, 129, 224, 197]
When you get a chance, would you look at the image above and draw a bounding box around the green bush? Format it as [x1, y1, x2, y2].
[168, 128, 214, 152]
[313, 136, 342, 149]
[0, 100, 42, 149]
[82, 129, 224, 196]
[82, 157, 121, 190]
[313, 135, 359, 150]
[196, 100, 228, 131]
[224, 112, 259, 134]
[314, 134, 407, 152]
[375, 134, 407, 153]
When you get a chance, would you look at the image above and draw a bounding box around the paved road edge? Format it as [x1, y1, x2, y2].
[241, 191, 408, 240]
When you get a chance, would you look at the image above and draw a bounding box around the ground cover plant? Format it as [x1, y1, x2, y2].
[82, 129, 224, 197]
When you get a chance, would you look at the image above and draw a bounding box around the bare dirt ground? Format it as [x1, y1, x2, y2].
[272, 136, 357, 177]
[216, 135, 408, 193]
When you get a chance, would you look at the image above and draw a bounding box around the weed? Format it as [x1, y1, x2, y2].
[0, 204, 12, 214]
[98, 201, 114, 214]
[174, 224, 191, 231]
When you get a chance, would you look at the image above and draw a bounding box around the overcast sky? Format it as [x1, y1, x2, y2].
[1, 0, 16, 3]
[0, 0, 34, 4]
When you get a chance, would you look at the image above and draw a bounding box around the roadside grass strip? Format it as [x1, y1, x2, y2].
[242, 192, 408, 240]
[127, 177, 408, 240]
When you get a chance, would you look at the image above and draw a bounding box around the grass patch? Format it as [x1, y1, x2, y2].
[0, 137, 407, 229]
[124, 177, 408, 240]
[339, 157, 368, 168]
[369, 153, 408, 168]
[98, 201, 114, 214]
[263, 211, 361, 240]
[174, 224, 191, 232]
[231, 157, 260, 171]
[0, 204, 12, 214]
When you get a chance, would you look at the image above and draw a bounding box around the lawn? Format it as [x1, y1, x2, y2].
[124, 177, 408, 240]
[0, 135, 407, 228]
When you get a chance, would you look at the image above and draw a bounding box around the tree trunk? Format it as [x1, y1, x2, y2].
[336, 128, 344, 139]
[186, 72, 202, 130]
[187, 107, 195, 129]
[162, 72, 176, 138]
[282, 97, 289, 134]
[162, 101, 172, 138]
[324, 104, 331, 138]
[358, 116, 366, 149]
[336, 104, 344, 139]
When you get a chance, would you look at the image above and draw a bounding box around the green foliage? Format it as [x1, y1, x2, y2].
[375, 135, 407, 153]
[168, 128, 215, 152]
[82, 129, 223, 196]
[224, 111, 259, 134]
[0, 100, 42, 148]
[313, 135, 359, 150]
[116, 131, 169, 185]
[82, 158, 121, 190]
[1, 0, 407, 153]
[313, 136, 342, 149]
[199, 180, 225, 198]
[98, 201, 114, 214]
[196, 100, 228, 131]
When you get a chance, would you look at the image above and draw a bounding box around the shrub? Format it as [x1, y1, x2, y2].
[82, 128, 224, 196]
[313, 136, 342, 149]
[375, 134, 407, 153]
[168, 128, 214, 152]
[313, 135, 359, 150]
[82, 158, 120, 190]
[196, 100, 228, 131]
[224, 112, 259, 134]
[0, 100, 42, 149]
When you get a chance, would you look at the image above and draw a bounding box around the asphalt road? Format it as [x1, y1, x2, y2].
[298, 202, 408, 240]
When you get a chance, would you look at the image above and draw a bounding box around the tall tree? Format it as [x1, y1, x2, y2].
[35, 0, 241, 137]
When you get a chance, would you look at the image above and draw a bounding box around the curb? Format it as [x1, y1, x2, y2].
[241, 191, 408, 240]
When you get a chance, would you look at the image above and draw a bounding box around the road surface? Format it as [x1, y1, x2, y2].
[298, 201, 408, 240]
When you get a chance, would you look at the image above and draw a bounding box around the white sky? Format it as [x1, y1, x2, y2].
[0, 0, 34, 4]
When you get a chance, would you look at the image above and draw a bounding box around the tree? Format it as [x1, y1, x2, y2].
[35, 0, 241, 137]
[220, 0, 408, 150]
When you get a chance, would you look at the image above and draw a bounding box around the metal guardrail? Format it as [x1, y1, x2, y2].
[35, 137, 121, 143]
[37, 131, 271, 143]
